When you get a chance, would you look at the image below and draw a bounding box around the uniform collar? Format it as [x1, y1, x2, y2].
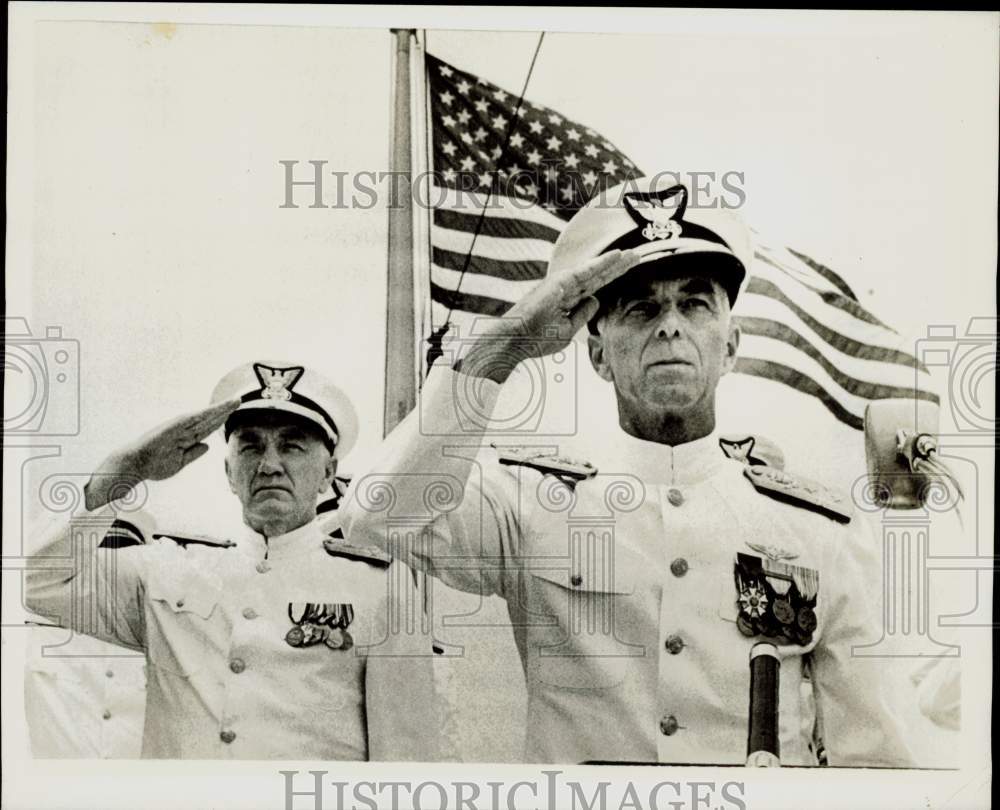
[237, 516, 323, 560]
[605, 423, 725, 486]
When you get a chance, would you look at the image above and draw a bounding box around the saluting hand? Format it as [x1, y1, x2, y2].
[459, 249, 640, 383]
[84, 398, 241, 511]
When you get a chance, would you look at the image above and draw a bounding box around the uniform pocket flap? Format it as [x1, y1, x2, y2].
[147, 580, 219, 620]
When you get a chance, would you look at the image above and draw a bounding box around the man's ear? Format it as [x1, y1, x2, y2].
[321, 455, 337, 493]
[721, 321, 741, 375]
[224, 456, 237, 495]
[587, 332, 614, 383]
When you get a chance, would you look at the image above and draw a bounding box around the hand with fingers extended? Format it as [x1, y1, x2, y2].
[84, 398, 241, 511]
[459, 249, 641, 384]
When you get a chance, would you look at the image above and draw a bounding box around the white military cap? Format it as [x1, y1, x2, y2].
[210, 361, 358, 459]
[549, 177, 753, 307]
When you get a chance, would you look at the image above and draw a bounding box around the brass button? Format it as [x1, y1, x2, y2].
[670, 558, 689, 577]
[255, 561, 270, 574]
[570, 574, 583, 587]
[175, 598, 185, 608]
[105, 669, 114, 679]
[659, 715, 679, 736]
[667, 488, 685, 507]
[219, 730, 236, 744]
[665, 634, 685, 655]
[102, 710, 112, 720]
[229, 658, 246, 674]
[242, 607, 258, 620]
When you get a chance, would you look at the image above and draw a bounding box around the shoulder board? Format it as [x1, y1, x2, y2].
[492, 444, 597, 481]
[152, 532, 236, 549]
[743, 465, 852, 524]
[323, 534, 392, 568]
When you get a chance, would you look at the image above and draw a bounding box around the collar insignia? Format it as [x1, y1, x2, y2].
[720, 436, 756, 464]
[623, 184, 687, 242]
[253, 363, 304, 402]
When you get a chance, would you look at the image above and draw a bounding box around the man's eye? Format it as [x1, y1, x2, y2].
[284, 443, 305, 452]
[239, 445, 260, 454]
[625, 301, 657, 317]
[682, 297, 711, 311]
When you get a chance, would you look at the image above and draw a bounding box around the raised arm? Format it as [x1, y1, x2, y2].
[342, 250, 640, 596]
[24, 398, 239, 650]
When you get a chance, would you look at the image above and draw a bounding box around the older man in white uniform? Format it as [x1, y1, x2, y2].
[26, 361, 439, 760]
[344, 179, 919, 765]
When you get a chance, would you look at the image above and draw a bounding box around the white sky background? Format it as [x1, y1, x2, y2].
[3, 5, 997, 807]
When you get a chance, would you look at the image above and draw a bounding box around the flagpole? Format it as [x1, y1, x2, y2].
[383, 28, 417, 437]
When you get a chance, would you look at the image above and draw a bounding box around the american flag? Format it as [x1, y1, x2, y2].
[424, 52, 937, 434]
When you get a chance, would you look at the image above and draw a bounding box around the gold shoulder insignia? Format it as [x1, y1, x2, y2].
[152, 531, 236, 548]
[492, 443, 598, 481]
[744, 465, 852, 524]
[323, 531, 392, 568]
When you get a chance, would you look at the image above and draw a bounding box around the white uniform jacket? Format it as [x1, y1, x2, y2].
[25, 505, 440, 760]
[343, 365, 918, 766]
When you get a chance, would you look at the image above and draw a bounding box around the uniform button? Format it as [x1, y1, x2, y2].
[102, 710, 112, 720]
[667, 488, 685, 507]
[175, 598, 185, 608]
[105, 669, 114, 679]
[670, 558, 689, 577]
[242, 607, 258, 620]
[665, 634, 685, 655]
[659, 715, 679, 736]
[255, 561, 270, 574]
[570, 574, 583, 587]
[229, 658, 246, 674]
[220, 730, 236, 744]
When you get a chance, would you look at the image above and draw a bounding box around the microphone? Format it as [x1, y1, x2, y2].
[746, 642, 781, 767]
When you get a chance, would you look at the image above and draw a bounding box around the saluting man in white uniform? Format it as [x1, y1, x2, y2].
[344, 178, 919, 766]
[26, 361, 439, 760]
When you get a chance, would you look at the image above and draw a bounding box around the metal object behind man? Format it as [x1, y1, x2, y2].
[25, 360, 439, 760]
[344, 178, 919, 765]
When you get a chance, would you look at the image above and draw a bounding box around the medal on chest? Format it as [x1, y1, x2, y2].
[733, 551, 818, 646]
[285, 603, 356, 650]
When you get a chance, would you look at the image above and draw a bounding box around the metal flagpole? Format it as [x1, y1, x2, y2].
[383, 28, 417, 436]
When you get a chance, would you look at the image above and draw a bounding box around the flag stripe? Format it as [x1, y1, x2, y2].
[434, 207, 562, 242]
[431, 263, 539, 302]
[744, 277, 926, 370]
[786, 246, 859, 302]
[737, 317, 939, 403]
[733, 358, 864, 429]
[431, 246, 548, 282]
[753, 251, 890, 331]
[737, 294, 929, 387]
[430, 282, 512, 317]
[431, 224, 554, 262]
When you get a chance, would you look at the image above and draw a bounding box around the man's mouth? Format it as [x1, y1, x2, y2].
[254, 485, 291, 495]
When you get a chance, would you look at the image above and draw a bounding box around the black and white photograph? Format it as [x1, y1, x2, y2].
[2, 5, 995, 809]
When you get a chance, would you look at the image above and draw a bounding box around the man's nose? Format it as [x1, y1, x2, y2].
[654, 306, 683, 339]
[256, 445, 284, 474]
